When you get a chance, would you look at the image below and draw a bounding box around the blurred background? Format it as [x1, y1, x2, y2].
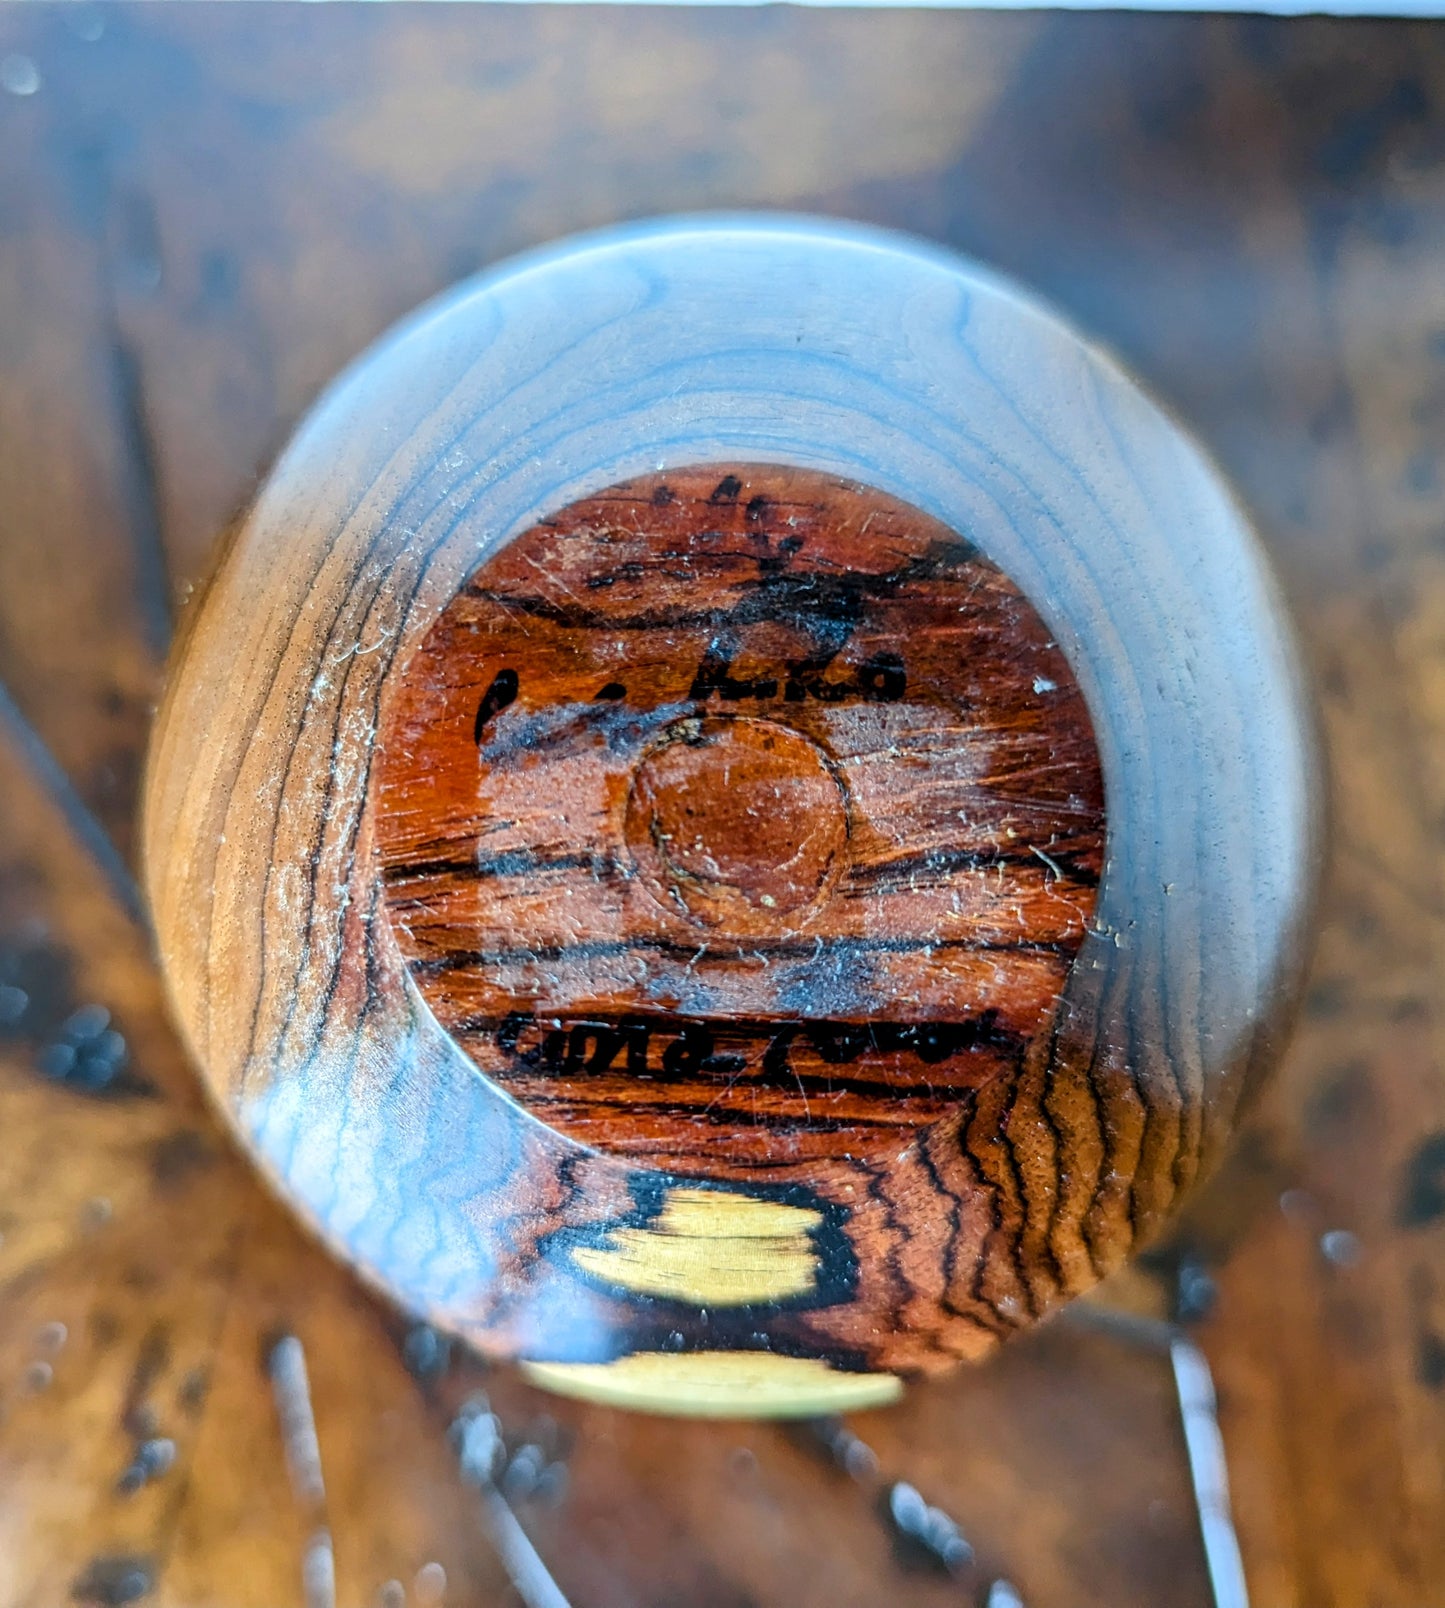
[1, 6, 1443, 1606]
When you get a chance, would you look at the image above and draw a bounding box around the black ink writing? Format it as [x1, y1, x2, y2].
[493, 1010, 1009, 1082]
[688, 647, 905, 705]
[474, 668, 519, 743]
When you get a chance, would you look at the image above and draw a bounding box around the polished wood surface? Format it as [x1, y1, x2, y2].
[2, 5, 1444, 1604]
[141, 216, 1316, 1397]
[376, 464, 1105, 1173]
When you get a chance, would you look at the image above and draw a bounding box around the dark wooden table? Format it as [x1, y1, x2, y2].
[1, 7, 1443, 1606]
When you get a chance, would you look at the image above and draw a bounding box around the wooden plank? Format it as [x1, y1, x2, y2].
[1190, 625, 1445, 1606]
[0, 6, 174, 860]
[1175, 37, 1445, 1606]
[33, 3, 1042, 590]
[0, 6, 1443, 1605]
[0, 683, 241, 1607]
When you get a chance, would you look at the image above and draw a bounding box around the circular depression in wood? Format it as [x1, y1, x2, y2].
[624, 714, 851, 929]
[373, 464, 1106, 1178]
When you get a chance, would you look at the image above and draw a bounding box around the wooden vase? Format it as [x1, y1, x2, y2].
[142, 217, 1323, 1417]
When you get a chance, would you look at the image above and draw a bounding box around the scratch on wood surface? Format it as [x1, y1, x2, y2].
[0, 674, 147, 926]
[269, 1335, 326, 1504]
[802, 1416, 975, 1578]
[1065, 1302, 1250, 1608]
[95, 165, 173, 660]
[452, 1396, 574, 1608]
[104, 323, 174, 659]
[268, 1334, 336, 1608]
[1171, 1337, 1250, 1608]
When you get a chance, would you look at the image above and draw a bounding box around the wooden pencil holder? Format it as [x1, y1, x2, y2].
[143, 218, 1322, 1416]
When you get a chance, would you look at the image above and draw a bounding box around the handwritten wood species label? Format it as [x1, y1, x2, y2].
[374, 466, 1105, 1180]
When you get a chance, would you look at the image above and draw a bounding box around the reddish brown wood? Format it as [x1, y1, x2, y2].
[140, 215, 1318, 1400]
[375, 466, 1105, 1177]
[9, 8, 1442, 1599]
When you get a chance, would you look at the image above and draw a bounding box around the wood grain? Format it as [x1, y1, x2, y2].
[376, 464, 1104, 1176]
[0, 677, 1210, 1608]
[141, 218, 1319, 1399]
[1, 4, 1443, 1602]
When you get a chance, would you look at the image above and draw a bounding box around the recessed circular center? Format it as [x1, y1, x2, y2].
[625, 716, 849, 928]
